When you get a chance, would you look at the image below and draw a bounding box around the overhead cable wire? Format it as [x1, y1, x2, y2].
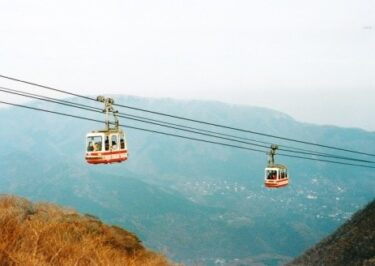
[1, 86, 374, 165]
[0, 87, 325, 152]
[0, 99, 269, 153]
[0, 86, 374, 164]
[1, 73, 375, 157]
[0, 99, 374, 169]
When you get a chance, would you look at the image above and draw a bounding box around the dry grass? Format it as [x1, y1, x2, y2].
[0, 195, 176, 266]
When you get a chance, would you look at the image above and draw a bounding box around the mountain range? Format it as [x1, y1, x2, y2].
[0, 95, 374, 265]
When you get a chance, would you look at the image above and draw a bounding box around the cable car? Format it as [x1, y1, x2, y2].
[264, 145, 289, 188]
[85, 96, 128, 164]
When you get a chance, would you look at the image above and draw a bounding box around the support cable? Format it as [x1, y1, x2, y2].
[0, 99, 374, 169]
[0, 74, 374, 157]
[0, 86, 374, 164]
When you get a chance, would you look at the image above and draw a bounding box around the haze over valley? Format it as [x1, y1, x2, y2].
[1, 96, 374, 265]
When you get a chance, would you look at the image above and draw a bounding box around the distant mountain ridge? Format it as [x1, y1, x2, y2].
[0, 95, 374, 265]
[287, 199, 375, 266]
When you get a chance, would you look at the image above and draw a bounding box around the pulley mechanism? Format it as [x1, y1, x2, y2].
[97, 96, 119, 131]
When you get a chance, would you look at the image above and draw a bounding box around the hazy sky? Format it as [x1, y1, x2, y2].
[0, 0, 374, 131]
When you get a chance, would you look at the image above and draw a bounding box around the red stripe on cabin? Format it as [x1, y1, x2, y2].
[87, 150, 128, 156]
[265, 182, 288, 188]
[86, 157, 128, 164]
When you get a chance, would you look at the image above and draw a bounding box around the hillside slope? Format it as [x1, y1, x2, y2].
[287, 199, 375, 266]
[0, 195, 173, 266]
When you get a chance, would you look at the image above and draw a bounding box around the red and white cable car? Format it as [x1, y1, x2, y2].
[85, 96, 128, 164]
[264, 145, 289, 188]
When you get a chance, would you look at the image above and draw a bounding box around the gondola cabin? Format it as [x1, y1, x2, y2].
[264, 144, 289, 188]
[85, 129, 128, 164]
[85, 96, 128, 165]
[264, 164, 289, 188]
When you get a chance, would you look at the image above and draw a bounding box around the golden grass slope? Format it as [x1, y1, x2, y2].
[0, 195, 175, 266]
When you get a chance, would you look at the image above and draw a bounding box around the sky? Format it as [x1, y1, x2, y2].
[0, 0, 374, 131]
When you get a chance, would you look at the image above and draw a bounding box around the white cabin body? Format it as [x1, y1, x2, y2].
[85, 129, 128, 164]
[264, 164, 289, 188]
